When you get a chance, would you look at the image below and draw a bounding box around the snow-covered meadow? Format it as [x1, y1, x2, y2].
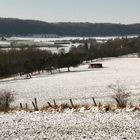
[0, 35, 138, 53]
[0, 56, 140, 107]
[0, 56, 140, 140]
[9, 35, 139, 42]
[0, 111, 140, 140]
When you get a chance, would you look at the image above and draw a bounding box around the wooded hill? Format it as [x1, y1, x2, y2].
[0, 18, 140, 36]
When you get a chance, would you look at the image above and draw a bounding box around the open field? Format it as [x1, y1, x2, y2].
[0, 111, 140, 140]
[0, 35, 138, 51]
[9, 35, 139, 42]
[0, 56, 140, 139]
[0, 37, 83, 53]
[1, 0, 140, 139]
[0, 57, 140, 107]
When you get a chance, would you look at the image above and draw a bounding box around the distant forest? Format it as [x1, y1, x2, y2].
[0, 18, 140, 36]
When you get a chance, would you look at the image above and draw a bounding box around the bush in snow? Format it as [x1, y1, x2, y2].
[0, 90, 14, 112]
[108, 83, 130, 108]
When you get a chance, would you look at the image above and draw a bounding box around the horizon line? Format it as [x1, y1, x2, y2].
[0, 17, 140, 25]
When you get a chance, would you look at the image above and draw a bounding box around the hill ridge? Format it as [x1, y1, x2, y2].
[0, 17, 140, 36]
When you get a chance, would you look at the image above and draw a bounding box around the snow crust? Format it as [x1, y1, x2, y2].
[0, 111, 140, 140]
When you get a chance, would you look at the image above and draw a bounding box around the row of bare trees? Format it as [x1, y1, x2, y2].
[0, 37, 140, 78]
[70, 37, 140, 61]
[0, 48, 82, 78]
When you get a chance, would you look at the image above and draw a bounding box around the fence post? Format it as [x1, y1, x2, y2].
[32, 101, 39, 111]
[53, 99, 57, 108]
[115, 98, 121, 107]
[20, 103, 23, 109]
[70, 99, 74, 108]
[34, 98, 39, 110]
[48, 102, 53, 108]
[32, 101, 36, 110]
[92, 97, 97, 106]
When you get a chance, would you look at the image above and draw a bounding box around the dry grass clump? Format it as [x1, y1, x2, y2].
[1, 102, 140, 113]
[22, 102, 140, 113]
[100, 104, 119, 112]
[40, 105, 54, 112]
[126, 103, 140, 112]
[41, 103, 72, 112]
[100, 104, 111, 112]
[59, 103, 71, 110]
[81, 104, 92, 110]
[40, 103, 92, 112]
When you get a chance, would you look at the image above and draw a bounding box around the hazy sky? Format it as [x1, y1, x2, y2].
[0, 0, 140, 24]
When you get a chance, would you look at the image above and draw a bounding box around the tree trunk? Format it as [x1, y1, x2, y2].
[29, 73, 32, 78]
[68, 67, 70, 72]
[38, 71, 40, 74]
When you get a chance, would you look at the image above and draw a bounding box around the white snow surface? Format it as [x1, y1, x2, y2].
[0, 57, 140, 107]
[9, 35, 138, 42]
[0, 57, 140, 140]
[0, 41, 11, 46]
[0, 111, 140, 140]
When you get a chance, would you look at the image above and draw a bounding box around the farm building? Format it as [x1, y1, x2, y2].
[89, 63, 103, 68]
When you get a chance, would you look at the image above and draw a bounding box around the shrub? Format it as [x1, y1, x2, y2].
[108, 83, 130, 108]
[0, 90, 14, 112]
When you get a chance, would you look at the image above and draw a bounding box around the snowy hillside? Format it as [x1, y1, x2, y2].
[0, 57, 140, 107]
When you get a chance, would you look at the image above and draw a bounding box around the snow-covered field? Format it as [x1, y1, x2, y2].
[9, 35, 138, 42]
[38, 43, 81, 53]
[0, 41, 11, 47]
[0, 111, 140, 140]
[0, 57, 140, 107]
[0, 56, 140, 140]
[1, 35, 138, 53]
